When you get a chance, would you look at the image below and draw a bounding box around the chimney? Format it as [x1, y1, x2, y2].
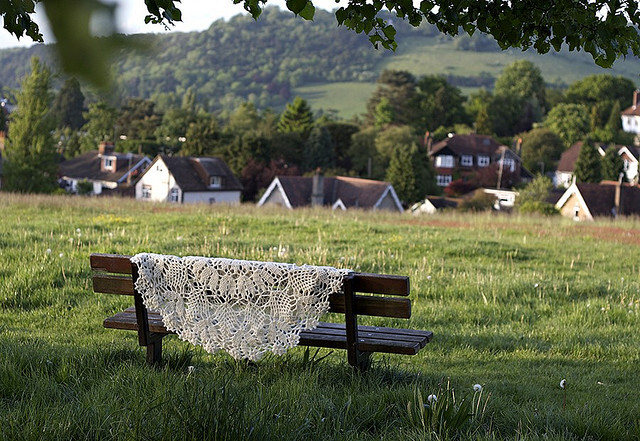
[98, 141, 114, 156]
[634, 90, 639, 109]
[614, 172, 624, 216]
[311, 169, 324, 207]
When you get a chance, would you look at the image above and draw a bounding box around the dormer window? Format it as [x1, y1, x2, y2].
[478, 155, 490, 167]
[103, 157, 114, 171]
[209, 176, 222, 188]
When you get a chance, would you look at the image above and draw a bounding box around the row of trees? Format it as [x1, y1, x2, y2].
[2, 56, 637, 207]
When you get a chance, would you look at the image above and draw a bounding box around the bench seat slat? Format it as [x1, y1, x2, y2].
[103, 309, 431, 355]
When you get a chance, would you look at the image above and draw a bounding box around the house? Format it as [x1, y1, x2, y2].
[410, 196, 460, 214]
[428, 134, 531, 189]
[135, 155, 242, 204]
[621, 90, 640, 135]
[554, 141, 639, 188]
[555, 180, 640, 221]
[257, 174, 403, 212]
[58, 142, 151, 195]
[482, 188, 519, 211]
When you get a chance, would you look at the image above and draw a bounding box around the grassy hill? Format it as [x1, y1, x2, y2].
[1, 193, 639, 439]
[0, 7, 639, 118]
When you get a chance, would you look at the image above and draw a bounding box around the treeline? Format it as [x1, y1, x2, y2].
[2, 55, 636, 207]
[0, 7, 519, 115]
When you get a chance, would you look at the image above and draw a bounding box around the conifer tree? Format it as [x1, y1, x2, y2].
[52, 77, 85, 130]
[277, 96, 313, 139]
[80, 101, 117, 153]
[386, 144, 416, 205]
[601, 147, 624, 181]
[573, 139, 602, 183]
[303, 125, 333, 171]
[3, 58, 57, 193]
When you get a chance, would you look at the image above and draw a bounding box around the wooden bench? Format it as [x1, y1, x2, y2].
[90, 253, 433, 371]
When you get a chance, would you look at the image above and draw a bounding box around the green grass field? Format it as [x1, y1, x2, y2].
[1, 193, 639, 440]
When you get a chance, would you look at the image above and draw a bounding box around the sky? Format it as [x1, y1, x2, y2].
[0, 0, 340, 49]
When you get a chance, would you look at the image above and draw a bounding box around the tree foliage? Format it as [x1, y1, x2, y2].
[490, 60, 545, 136]
[52, 77, 85, 130]
[3, 58, 57, 193]
[519, 128, 564, 175]
[544, 103, 591, 147]
[516, 174, 557, 215]
[574, 139, 602, 183]
[278, 96, 313, 138]
[601, 147, 624, 182]
[3, 0, 639, 88]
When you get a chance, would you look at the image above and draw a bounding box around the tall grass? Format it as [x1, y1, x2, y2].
[1, 193, 639, 440]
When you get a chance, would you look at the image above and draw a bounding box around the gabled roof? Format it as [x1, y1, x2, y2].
[558, 141, 630, 173]
[426, 196, 459, 209]
[429, 134, 505, 157]
[621, 104, 640, 117]
[258, 175, 403, 211]
[556, 181, 640, 217]
[58, 151, 148, 183]
[159, 155, 242, 192]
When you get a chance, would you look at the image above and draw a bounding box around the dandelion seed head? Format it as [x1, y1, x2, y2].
[427, 275, 432, 280]
[473, 383, 482, 392]
[46, 248, 52, 255]
[59, 253, 64, 258]
[560, 379, 566, 389]
[187, 365, 195, 374]
[534, 283, 539, 288]
[76, 228, 81, 233]
[427, 394, 437, 403]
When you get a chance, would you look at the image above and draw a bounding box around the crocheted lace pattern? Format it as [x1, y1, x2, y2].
[131, 253, 351, 361]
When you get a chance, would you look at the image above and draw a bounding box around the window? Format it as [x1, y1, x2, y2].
[435, 155, 454, 168]
[156, 165, 163, 172]
[478, 155, 490, 167]
[103, 157, 114, 170]
[436, 175, 452, 187]
[169, 188, 179, 203]
[209, 176, 222, 188]
[500, 158, 515, 172]
[142, 185, 152, 199]
[460, 155, 473, 166]
[623, 159, 629, 171]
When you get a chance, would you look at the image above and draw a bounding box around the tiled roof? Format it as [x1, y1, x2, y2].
[275, 176, 395, 209]
[58, 151, 147, 183]
[426, 196, 459, 209]
[161, 155, 243, 192]
[621, 104, 640, 116]
[575, 182, 640, 216]
[557, 142, 583, 172]
[430, 134, 505, 157]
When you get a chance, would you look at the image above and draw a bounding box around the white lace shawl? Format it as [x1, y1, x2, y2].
[131, 253, 351, 361]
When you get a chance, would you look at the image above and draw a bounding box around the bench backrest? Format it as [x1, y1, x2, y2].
[90, 253, 412, 319]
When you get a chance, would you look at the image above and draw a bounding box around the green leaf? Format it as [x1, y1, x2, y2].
[286, 0, 308, 15]
[299, 2, 315, 20]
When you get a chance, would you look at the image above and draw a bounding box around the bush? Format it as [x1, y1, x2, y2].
[518, 201, 558, 215]
[458, 190, 495, 212]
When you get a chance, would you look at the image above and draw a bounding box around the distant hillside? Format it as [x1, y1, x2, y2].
[0, 6, 638, 118]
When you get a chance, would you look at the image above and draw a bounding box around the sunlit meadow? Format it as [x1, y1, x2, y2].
[1, 193, 639, 440]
